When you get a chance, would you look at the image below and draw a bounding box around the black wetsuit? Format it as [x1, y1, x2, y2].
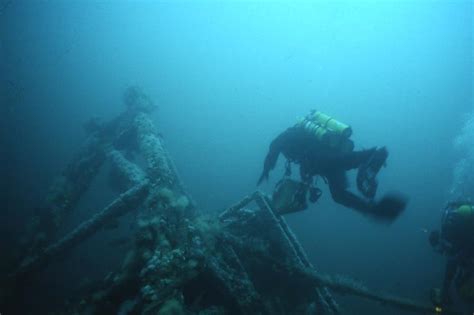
[437, 204, 474, 307]
[258, 126, 376, 214]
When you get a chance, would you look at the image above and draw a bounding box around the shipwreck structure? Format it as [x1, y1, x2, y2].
[1, 88, 458, 314]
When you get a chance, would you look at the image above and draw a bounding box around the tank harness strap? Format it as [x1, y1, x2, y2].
[323, 117, 333, 129]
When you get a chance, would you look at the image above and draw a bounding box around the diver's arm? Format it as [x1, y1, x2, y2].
[257, 131, 290, 185]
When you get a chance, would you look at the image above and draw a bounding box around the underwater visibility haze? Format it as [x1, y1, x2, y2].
[1, 1, 473, 314]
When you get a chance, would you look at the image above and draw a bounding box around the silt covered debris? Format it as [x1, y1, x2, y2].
[0, 88, 457, 315]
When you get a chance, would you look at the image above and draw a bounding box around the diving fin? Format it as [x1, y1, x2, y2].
[370, 193, 408, 223]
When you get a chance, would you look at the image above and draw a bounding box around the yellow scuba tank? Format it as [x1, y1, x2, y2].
[451, 204, 474, 229]
[297, 110, 354, 153]
[455, 204, 474, 217]
[310, 111, 352, 138]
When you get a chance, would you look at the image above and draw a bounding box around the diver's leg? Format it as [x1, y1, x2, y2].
[338, 148, 376, 170]
[327, 171, 406, 222]
[326, 171, 374, 214]
[333, 147, 388, 173]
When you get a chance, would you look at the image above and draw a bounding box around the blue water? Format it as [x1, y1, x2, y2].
[2, 1, 473, 314]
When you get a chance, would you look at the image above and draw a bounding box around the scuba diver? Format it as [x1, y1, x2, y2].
[257, 110, 407, 222]
[430, 201, 474, 313]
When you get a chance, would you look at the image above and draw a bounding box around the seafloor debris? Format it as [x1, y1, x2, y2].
[1, 87, 459, 315]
